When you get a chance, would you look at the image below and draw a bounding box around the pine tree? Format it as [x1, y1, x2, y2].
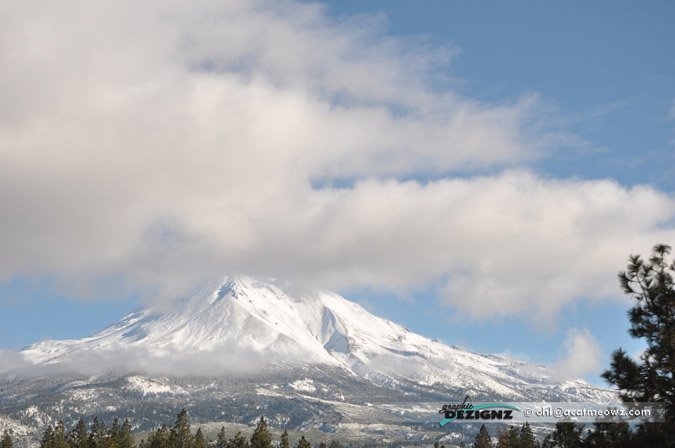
[216, 427, 228, 448]
[328, 441, 338, 448]
[54, 421, 68, 448]
[169, 410, 192, 448]
[73, 419, 90, 448]
[584, 421, 632, 448]
[230, 432, 248, 448]
[109, 419, 122, 448]
[193, 429, 206, 448]
[101, 420, 110, 448]
[496, 426, 519, 448]
[149, 426, 169, 448]
[472, 424, 492, 448]
[89, 417, 105, 448]
[319, 442, 326, 448]
[41, 426, 55, 448]
[295, 436, 310, 448]
[280, 430, 289, 448]
[542, 423, 583, 448]
[602, 244, 675, 446]
[119, 420, 134, 448]
[249, 417, 272, 448]
[1, 431, 12, 448]
[519, 423, 538, 448]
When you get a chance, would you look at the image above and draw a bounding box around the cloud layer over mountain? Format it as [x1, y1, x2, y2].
[1, 0, 674, 318]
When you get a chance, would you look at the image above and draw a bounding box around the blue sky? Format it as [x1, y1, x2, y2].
[323, 0, 675, 189]
[1, 0, 674, 385]
[313, 1, 675, 381]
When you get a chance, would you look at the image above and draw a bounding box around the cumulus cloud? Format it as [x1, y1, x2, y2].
[555, 328, 603, 379]
[1, 0, 674, 319]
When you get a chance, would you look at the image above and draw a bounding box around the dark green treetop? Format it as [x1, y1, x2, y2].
[230, 432, 249, 448]
[149, 425, 170, 448]
[88, 417, 106, 448]
[193, 428, 205, 448]
[473, 424, 492, 448]
[169, 410, 192, 448]
[541, 422, 584, 448]
[602, 243, 675, 446]
[119, 420, 134, 448]
[295, 436, 310, 448]
[249, 417, 271, 448]
[72, 419, 89, 448]
[216, 427, 227, 448]
[520, 422, 538, 448]
[1, 431, 12, 448]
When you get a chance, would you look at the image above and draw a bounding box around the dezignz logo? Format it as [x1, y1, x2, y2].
[438, 395, 521, 427]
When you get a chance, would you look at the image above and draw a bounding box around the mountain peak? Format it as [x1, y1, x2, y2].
[18, 276, 615, 402]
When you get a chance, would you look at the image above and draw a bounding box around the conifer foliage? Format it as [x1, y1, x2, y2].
[89, 417, 106, 448]
[473, 424, 492, 448]
[215, 427, 228, 448]
[295, 436, 310, 448]
[36, 411, 346, 448]
[541, 422, 585, 448]
[1, 430, 12, 448]
[229, 432, 249, 448]
[193, 428, 206, 448]
[602, 243, 675, 446]
[496, 422, 539, 448]
[280, 429, 289, 448]
[168, 410, 192, 448]
[249, 417, 271, 448]
[40, 421, 70, 448]
[120, 419, 135, 448]
[148, 425, 169, 448]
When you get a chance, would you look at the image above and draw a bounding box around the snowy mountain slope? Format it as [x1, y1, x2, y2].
[18, 276, 613, 402]
[1, 276, 620, 448]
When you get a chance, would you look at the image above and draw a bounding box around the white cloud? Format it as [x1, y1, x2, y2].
[0, 345, 269, 378]
[0, 0, 674, 320]
[555, 328, 603, 379]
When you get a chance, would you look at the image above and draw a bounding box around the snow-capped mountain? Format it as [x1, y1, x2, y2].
[1, 276, 615, 447]
[19, 276, 610, 401]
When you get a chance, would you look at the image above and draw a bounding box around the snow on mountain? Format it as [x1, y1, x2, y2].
[18, 276, 613, 402]
[124, 376, 187, 396]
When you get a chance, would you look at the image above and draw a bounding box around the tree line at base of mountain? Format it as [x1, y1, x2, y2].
[33, 411, 341, 448]
[466, 421, 656, 447]
[0, 409, 661, 448]
[137, 410, 341, 448]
